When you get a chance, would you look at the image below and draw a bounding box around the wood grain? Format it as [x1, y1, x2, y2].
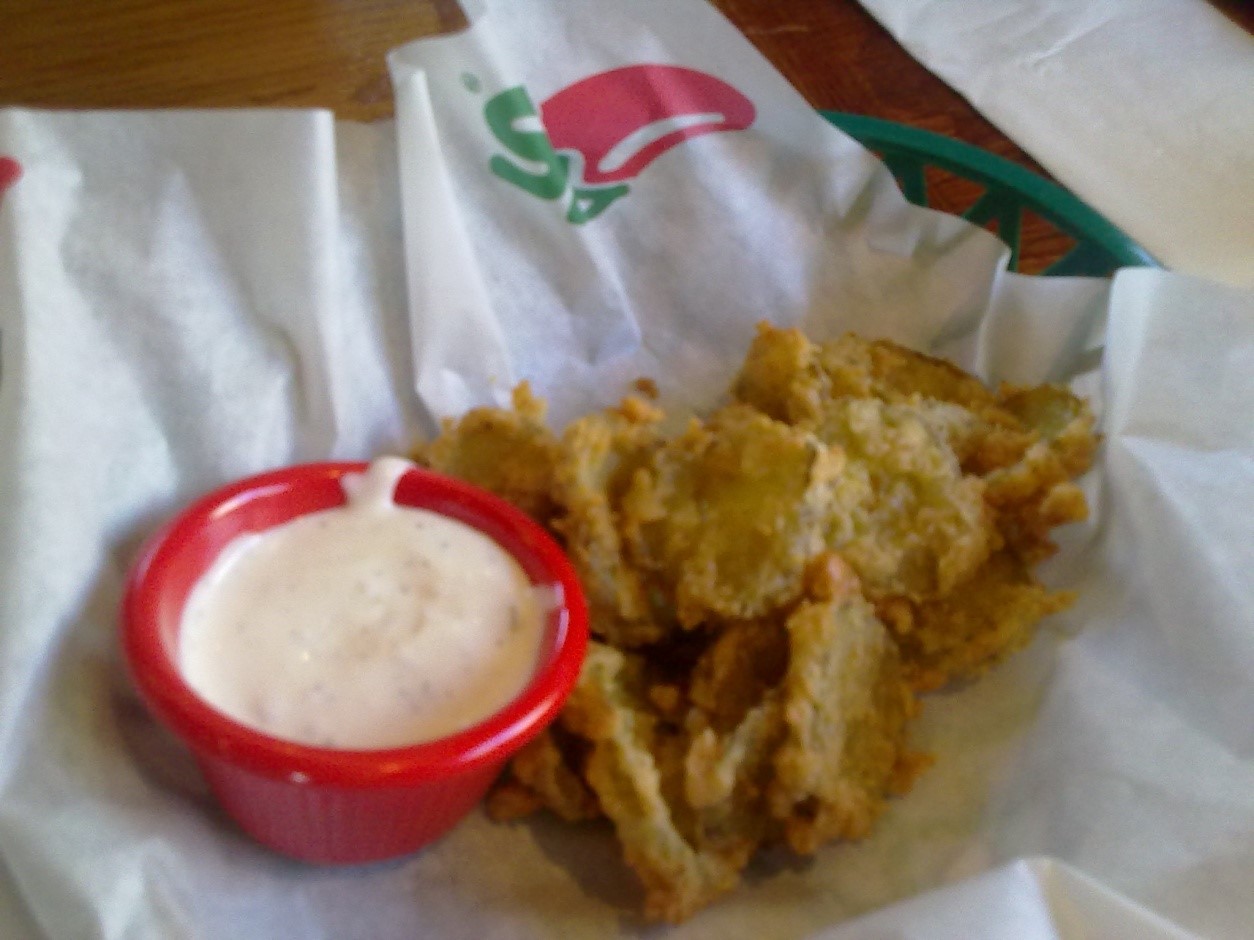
[1, 0, 1249, 267]
[0, 0, 466, 121]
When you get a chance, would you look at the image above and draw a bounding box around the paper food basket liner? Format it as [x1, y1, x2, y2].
[0, 0, 1251, 937]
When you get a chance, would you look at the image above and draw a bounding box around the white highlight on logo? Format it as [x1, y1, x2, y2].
[597, 113, 725, 175]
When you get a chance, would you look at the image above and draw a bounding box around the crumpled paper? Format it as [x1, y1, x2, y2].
[854, 0, 1254, 289]
[1, 0, 1252, 937]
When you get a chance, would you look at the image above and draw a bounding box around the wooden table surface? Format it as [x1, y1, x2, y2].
[2, 0, 1250, 270]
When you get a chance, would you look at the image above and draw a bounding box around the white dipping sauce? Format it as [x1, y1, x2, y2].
[179, 458, 551, 750]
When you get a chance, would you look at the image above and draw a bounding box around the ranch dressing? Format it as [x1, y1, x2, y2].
[178, 458, 551, 750]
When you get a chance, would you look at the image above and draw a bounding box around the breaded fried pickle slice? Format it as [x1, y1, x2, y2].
[730, 322, 834, 424]
[769, 588, 918, 855]
[620, 404, 846, 626]
[416, 383, 559, 523]
[985, 384, 1097, 563]
[880, 550, 1075, 692]
[687, 618, 789, 732]
[564, 643, 748, 923]
[732, 323, 1095, 684]
[551, 397, 671, 648]
[733, 322, 1008, 425]
[733, 326, 997, 600]
[436, 324, 1097, 922]
[733, 324, 1094, 469]
[812, 397, 994, 602]
[682, 693, 785, 861]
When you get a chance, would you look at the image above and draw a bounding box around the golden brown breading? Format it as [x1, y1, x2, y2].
[550, 398, 671, 648]
[563, 643, 748, 923]
[499, 578, 919, 921]
[983, 384, 1097, 563]
[768, 593, 917, 854]
[431, 322, 1097, 922]
[683, 693, 785, 858]
[620, 404, 846, 626]
[731, 323, 1094, 683]
[810, 397, 995, 601]
[999, 383, 1098, 478]
[882, 550, 1075, 692]
[731, 322, 835, 424]
[733, 323, 1009, 426]
[861, 335, 1009, 417]
[732, 323, 1060, 471]
[485, 728, 600, 823]
[416, 383, 559, 523]
[733, 325, 999, 599]
[687, 619, 789, 732]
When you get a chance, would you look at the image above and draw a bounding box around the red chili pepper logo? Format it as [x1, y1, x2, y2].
[483, 66, 755, 224]
[540, 65, 756, 187]
[0, 156, 21, 205]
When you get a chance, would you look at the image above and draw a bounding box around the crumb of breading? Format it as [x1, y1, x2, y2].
[631, 377, 660, 399]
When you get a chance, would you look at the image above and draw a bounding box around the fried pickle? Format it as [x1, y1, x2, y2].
[415, 382, 559, 523]
[620, 404, 846, 626]
[732, 324, 1091, 681]
[769, 591, 917, 854]
[419, 322, 1097, 921]
[882, 550, 1075, 691]
[809, 397, 994, 601]
[550, 397, 671, 648]
[562, 643, 749, 922]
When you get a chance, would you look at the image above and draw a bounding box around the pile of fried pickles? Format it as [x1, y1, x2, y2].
[415, 324, 1097, 921]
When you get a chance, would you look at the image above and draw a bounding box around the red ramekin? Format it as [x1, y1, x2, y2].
[121, 462, 588, 864]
